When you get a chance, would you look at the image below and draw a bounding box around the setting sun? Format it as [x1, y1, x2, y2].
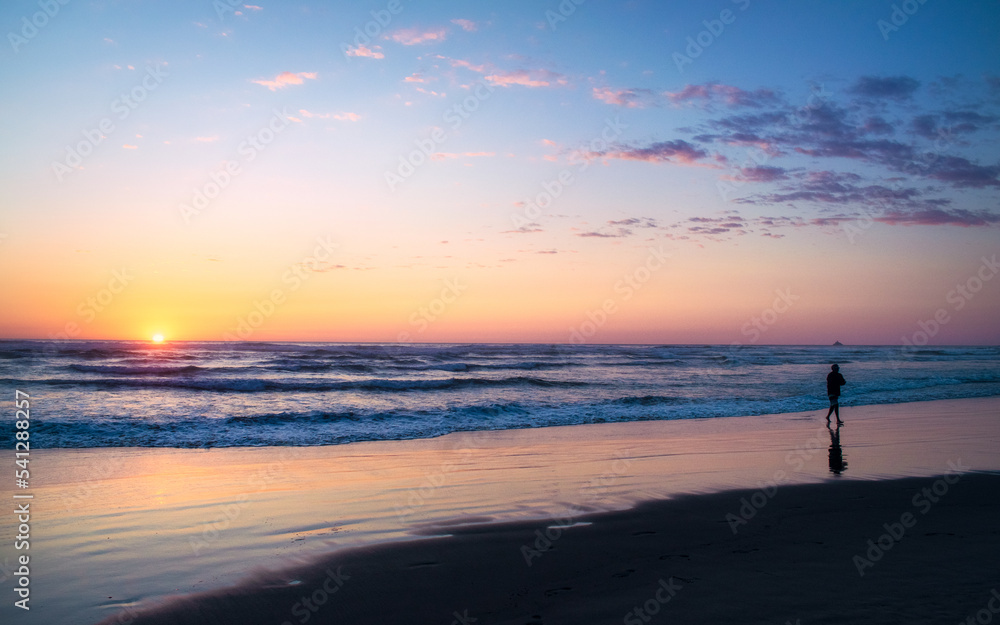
[151, 334, 164, 343]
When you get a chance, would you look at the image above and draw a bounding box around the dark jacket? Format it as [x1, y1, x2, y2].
[827, 371, 846, 396]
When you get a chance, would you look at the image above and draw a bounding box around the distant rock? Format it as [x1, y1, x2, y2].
[833, 341, 844, 346]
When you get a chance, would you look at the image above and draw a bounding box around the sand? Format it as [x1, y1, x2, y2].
[1, 397, 997, 624]
[96, 473, 1000, 625]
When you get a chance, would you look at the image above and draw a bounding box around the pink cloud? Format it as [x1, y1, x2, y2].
[251, 71, 317, 91]
[449, 58, 489, 73]
[592, 86, 651, 108]
[389, 27, 447, 45]
[486, 69, 567, 88]
[344, 45, 384, 59]
[298, 109, 361, 122]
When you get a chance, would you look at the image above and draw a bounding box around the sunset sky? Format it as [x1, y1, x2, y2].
[1, 0, 998, 344]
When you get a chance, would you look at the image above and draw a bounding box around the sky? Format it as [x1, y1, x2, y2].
[0, 0, 998, 345]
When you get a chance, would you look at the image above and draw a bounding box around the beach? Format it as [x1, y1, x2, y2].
[2, 396, 998, 624]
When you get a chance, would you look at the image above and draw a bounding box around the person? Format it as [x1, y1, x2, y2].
[825, 363, 846, 424]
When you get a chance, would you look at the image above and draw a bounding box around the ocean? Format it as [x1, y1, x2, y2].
[2, 340, 998, 448]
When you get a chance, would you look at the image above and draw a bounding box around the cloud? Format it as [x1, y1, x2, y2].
[922, 155, 1000, 188]
[486, 69, 568, 88]
[607, 217, 658, 228]
[665, 83, 780, 108]
[592, 86, 654, 108]
[862, 116, 894, 135]
[299, 110, 361, 122]
[732, 165, 789, 182]
[586, 140, 709, 165]
[195, 136, 220, 142]
[251, 71, 317, 91]
[874, 208, 1000, 227]
[243, 4, 262, 10]
[389, 27, 447, 45]
[122, 144, 138, 149]
[502, 223, 544, 234]
[849, 75, 920, 100]
[344, 45, 384, 59]
[451, 18, 477, 32]
[577, 228, 633, 238]
[445, 56, 567, 88]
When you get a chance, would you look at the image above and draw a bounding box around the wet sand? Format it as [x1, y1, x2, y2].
[0, 397, 997, 624]
[98, 472, 1000, 625]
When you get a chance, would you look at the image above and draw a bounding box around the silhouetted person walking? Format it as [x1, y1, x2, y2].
[825, 364, 846, 424]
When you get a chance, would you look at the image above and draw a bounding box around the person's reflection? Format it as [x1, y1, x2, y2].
[828, 422, 848, 475]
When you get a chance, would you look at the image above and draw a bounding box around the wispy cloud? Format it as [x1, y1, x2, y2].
[344, 45, 384, 59]
[451, 18, 478, 32]
[298, 109, 361, 122]
[446, 56, 568, 89]
[665, 83, 781, 109]
[485, 69, 568, 88]
[251, 71, 317, 91]
[592, 86, 654, 108]
[388, 27, 447, 45]
[583, 140, 711, 166]
[849, 75, 920, 100]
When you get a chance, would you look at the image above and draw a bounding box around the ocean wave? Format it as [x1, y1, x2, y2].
[68, 364, 206, 375]
[607, 395, 685, 406]
[13, 375, 591, 393]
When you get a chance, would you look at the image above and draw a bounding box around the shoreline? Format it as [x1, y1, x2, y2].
[2, 396, 998, 624]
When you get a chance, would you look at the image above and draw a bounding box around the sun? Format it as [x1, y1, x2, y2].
[151, 334, 165, 343]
